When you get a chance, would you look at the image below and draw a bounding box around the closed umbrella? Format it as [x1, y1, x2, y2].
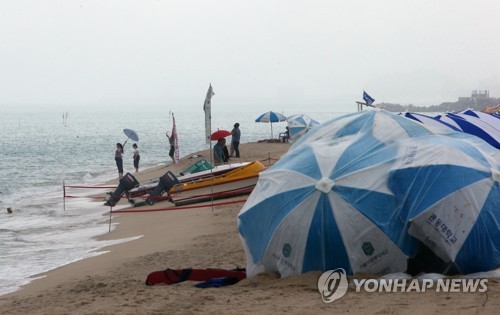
[255, 111, 286, 139]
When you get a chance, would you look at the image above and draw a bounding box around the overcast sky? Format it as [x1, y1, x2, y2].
[1, 0, 499, 112]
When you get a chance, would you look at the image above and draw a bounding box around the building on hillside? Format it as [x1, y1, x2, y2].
[459, 90, 489, 102]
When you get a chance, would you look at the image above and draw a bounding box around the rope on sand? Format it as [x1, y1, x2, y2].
[111, 198, 248, 214]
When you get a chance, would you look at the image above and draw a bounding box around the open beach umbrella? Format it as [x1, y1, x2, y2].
[123, 128, 139, 146]
[287, 114, 320, 140]
[255, 111, 287, 139]
[292, 109, 457, 153]
[210, 129, 231, 141]
[460, 110, 500, 131]
[387, 134, 500, 274]
[435, 113, 500, 149]
[238, 132, 412, 278]
[400, 112, 460, 132]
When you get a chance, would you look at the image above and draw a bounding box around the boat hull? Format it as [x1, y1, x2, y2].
[169, 161, 265, 206]
[127, 162, 250, 199]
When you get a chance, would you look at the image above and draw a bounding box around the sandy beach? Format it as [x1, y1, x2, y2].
[0, 142, 498, 315]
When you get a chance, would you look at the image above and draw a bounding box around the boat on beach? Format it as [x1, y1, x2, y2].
[127, 161, 250, 200]
[169, 161, 265, 206]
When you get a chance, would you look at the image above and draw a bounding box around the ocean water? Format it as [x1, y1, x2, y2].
[0, 108, 344, 296]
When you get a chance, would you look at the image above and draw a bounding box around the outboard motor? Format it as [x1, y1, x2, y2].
[104, 173, 140, 207]
[146, 171, 180, 205]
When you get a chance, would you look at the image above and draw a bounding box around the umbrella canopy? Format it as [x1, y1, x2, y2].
[238, 109, 499, 278]
[435, 113, 500, 149]
[460, 110, 500, 131]
[238, 132, 410, 277]
[292, 109, 457, 153]
[255, 111, 287, 138]
[401, 112, 460, 131]
[287, 114, 320, 140]
[388, 134, 500, 274]
[123, 128, 139, 145]
[210, 129, 231, 141]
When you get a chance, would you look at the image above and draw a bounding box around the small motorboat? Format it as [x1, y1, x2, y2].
[169, 161, 265, 206]
[127, 161, 250, 200]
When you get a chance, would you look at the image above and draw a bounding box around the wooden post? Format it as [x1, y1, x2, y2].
[109, 207, 113, 232]
[63, 180, 66, 212]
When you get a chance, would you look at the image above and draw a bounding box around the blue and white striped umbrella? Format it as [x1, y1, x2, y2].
[292, 109, 457, 152]
[238, 131, 412, 277]
[255, 111, 287, 138]
[460, 110, 500, 131]
[239, 109, 500, 278]
[287, 114, 320, 140]
[436, 113, 500, 149]
[401, 112, 460, 131]
[388, 134, 500, 274]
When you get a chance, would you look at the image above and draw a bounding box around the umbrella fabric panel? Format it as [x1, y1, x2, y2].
[461, 110, 500, 131]
[301, 194, 351, 274]
[408, 179, 496, 263]
[437, 114, 500, 148]
[238, 186, 319, 276]
[452, 113, 500, 141]
[402, 112, 460, 131]
[325, 193, 408, 275]
[455, 190, 500, 274]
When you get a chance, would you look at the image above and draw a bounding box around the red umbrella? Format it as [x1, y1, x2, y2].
[210, 129, 231, 140]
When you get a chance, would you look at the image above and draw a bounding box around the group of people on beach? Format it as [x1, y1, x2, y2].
[114, 142, 140, 180]
[213, 123, 241, 165]
[113, 122, 241, 179]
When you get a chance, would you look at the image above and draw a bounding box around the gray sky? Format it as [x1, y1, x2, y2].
[1, 0, 499, 112]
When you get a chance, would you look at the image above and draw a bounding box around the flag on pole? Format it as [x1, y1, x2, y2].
[203, 84, 215, 144]
[171, 113, 180, 164]
[363, 91, 375, 105]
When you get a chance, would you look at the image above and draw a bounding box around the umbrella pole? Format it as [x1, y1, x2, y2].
[271, 122, 273, 139]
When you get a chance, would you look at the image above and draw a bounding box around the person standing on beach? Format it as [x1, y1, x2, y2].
[115, 143, 124, 179]
[132, 143, 140, 173]
[166, 132, 175, 163]
[230, 123, 241, 158]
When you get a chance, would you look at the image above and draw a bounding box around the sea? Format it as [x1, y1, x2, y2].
[0, 108, 345, 296]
